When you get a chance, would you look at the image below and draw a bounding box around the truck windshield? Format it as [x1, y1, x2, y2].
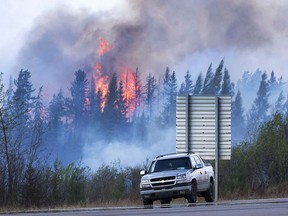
[148, 157, 191, 173]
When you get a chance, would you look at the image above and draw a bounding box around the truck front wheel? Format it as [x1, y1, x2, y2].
[143, 199, 153, 206]
[186, 180, 197, 203]
[204, 181, 215, 202]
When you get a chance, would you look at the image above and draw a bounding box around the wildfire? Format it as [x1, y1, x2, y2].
[93, 37, 139, 117]
[98, 37, 111, 56]
[94, 62, 109, 111]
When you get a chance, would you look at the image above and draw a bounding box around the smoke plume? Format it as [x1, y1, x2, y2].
[15, 0, 288, 97]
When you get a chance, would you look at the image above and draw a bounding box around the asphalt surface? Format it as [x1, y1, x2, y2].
[1, 198, 288, 216]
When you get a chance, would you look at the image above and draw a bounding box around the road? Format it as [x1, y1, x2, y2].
[1, 198, 288, 216]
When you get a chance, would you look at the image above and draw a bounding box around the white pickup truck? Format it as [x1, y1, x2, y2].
[140, 153, 215, 205]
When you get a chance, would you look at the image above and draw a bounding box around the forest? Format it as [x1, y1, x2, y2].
[0, 59, 287, 207]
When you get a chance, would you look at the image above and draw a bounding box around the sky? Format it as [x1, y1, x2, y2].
[1, 0, 288, 90]
[1, 0, 288, 168]
[0, 0, 127, 83]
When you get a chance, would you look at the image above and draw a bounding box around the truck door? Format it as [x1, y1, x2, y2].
[193, 155, 209, 190]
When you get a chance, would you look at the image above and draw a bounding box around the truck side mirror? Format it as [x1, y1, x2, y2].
[194, 164, 203, 169]
[140, 170, 146, 175]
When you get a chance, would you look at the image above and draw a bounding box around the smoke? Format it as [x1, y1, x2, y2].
[15, 0, 288, 98]
[83, 127, 175, 170]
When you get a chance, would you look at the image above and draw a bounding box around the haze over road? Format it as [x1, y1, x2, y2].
[2, 198, 287, 216]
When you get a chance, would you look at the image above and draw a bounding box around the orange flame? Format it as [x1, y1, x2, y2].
[93, 37, 112, 111]
[94, 63, 109, 111]
[99, 37, 111, 56]
[93, 37, 139, 117]
[120, 68, 137, 117]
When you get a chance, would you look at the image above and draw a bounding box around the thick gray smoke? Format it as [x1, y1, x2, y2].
[15, 0, 288, 98]
[14, 0, 288, 168]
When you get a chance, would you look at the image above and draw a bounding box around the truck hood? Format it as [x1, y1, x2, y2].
[144, 169, 190, 179]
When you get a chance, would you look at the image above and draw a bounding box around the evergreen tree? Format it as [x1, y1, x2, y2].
[162, 71, 177, 126]
[103, 73, 119, 136]
[88, 78, 102, 122]
[48, 89, 65, 131]
[68, 69, 89, 127]
[274, 91, 285, 114]
[208, 59, 224, 95]
[117, 80, 128, 124]
[143, 73, 157, 119]
[253, 72, 270, 121]
[268, 70, 277, 92]
[178, 83, 186, 96]
[202, 64, 213, 95]
[232, 90, 245, 143]
[13, 69, 36, 124]
[193, 73, 203, 95]
[163, 67, 171, 98]
[221, 68, 234, 96]
[247, 72, 270, 136]
[134, 68, 142, 116]
[178, 70, 193, 96]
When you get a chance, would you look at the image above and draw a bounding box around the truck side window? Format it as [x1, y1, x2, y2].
[194, 155, 204, 167]
[190, 156, 197, 168]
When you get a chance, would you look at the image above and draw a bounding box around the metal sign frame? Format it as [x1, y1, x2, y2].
[176, 96, 231, 201]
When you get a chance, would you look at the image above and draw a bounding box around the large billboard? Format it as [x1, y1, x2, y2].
[176, 96, 231, 160]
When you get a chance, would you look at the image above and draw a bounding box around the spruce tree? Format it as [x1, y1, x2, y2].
[268, 70, 277, 92]
[232, 90, 245, 143]
[134, 68, 142, 116]
[48, 89, 65, 131]
[178, 83, 186, 96]
[13, 69, 36, 124]
[162, 71, 177, 126]
[247, 72, 270, 136]
[274, 91, 285, 114]
[68, 69, 89, 127]
[117, 80, 128, 123]
[208, 59, 224, 95]
[221, 68, 234, 96]
[103, 73, 119, 137]
[253, 72, 270, 121]
[143, 73, 157, 119]
[178, 70, 193, 96]
[202, 64, 213, 95]
[193, 73, 203, 95]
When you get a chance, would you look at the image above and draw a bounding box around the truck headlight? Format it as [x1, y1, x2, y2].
[140, 179, 150, 189]
[176, 174, 187, 183]
[141, 179, 149, 184]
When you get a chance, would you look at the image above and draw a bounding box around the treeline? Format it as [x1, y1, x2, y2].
[0, 59, 287, 207]
[220, 112, 288, 198]
[0, 159, 142, 207]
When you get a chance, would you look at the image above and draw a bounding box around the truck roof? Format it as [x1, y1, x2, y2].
[154, 152, 196, 160]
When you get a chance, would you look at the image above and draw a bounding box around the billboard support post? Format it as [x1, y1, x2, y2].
[215, 97, 219, 202]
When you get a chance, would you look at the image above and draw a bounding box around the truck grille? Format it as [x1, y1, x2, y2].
[150, 176, 176, 188]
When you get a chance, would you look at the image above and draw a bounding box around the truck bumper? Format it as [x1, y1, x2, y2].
[140, 183, 191, 201]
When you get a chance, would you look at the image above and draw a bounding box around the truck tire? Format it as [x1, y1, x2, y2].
[143, 199, 153, 206]
[186, 180, 197, 203]
[204, 181, 215, 202]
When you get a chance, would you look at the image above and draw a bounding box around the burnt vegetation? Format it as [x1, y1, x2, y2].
[0, 59, 288, 208]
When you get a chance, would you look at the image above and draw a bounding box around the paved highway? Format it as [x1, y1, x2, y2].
[1, 198, 288, 216]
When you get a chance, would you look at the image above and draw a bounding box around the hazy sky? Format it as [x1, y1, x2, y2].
[1, 0, 288, 88]
[0, 0, 126, 82]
